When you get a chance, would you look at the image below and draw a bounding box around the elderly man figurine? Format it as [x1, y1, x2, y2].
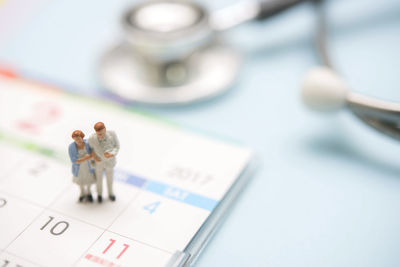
[89, 122, 120, 203]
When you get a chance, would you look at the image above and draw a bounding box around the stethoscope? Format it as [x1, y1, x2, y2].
[301, 1, 400, 142]
[100, 0, 400, 142]
[99, 0, 311, 105]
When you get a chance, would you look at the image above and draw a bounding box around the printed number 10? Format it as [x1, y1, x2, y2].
[103, 239, 129, 259]
[40, 216, 69, 236]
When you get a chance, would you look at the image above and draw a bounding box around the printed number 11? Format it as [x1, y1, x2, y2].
[103, 239, 129, 259]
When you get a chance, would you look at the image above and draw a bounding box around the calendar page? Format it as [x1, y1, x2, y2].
[0, 73, 254, 267]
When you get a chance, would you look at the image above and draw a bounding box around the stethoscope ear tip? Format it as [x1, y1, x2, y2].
[301, 66, 349, 112]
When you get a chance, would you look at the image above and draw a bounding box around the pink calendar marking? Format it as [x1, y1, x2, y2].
[102, 239, 130, 260]
[85, 253, 122, 267]
[116, 244, 130, 259]
[15, 101, 61, 134]
[102, 239, 116, 255]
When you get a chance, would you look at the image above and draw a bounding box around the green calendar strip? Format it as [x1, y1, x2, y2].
[0, 130, 66, 162]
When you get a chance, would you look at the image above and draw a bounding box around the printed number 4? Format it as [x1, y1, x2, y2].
[143, 201, 161, 214]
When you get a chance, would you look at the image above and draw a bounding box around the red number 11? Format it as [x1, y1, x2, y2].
[103, 239, 130, 259]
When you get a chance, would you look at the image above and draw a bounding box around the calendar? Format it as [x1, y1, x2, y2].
[0, 72, 255, 267]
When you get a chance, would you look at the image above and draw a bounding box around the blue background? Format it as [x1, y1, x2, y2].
[1, 0, 400, 266]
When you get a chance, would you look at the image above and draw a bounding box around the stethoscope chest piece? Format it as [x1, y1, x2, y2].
[99, 42, 241, 105]
[99, 0, 325, 105]
[99, 0, 241, 105]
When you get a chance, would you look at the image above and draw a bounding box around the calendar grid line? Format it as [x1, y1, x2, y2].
[71, 189, 145, 267]
[1, 184, 72, 254]
[0, 189, 104, 233]
[1, 251, 47, 267]
[105, 230, 174, 254]
[46, 207, 105, 230]
[0, 150, 29, 186]
[0, 188, 175, 254]
[1, 132, 219, 211]
[0, 170, 212, 256]
[0, 140, 222, 266]
[103, 187, 178, 254]
[0, 187, 176, 266]
[0, 188, 71, 213]
[51, 190, 186, 254]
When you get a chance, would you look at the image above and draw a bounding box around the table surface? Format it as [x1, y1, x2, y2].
[1, 0, 400, 266]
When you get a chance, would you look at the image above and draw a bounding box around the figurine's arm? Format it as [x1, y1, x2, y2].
[75, 154, 92, 163]
[109, 131, 120, 156]
[88, 137, 101, 162]
[91, 151, 101, 162]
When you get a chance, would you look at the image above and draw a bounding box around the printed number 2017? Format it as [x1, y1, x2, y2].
[40, 216, 69, 236]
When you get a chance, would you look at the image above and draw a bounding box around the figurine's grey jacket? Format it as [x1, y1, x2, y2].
[88, 130, 120, 167]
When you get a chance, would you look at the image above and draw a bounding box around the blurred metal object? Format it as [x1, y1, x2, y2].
[302, 0, 400, 142]
[100, 0, 311, 105]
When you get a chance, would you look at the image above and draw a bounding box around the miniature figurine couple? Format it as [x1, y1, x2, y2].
[68, 122, 119, 203]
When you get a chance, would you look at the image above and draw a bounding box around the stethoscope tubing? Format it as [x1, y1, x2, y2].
[312, 0, 400, 140]
[210, 0, 311, 31]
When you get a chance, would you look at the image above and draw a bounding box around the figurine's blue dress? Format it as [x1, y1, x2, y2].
[68, 140, 95, 186]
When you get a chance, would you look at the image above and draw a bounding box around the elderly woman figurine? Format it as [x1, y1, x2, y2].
[68, 130, 96, 202]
